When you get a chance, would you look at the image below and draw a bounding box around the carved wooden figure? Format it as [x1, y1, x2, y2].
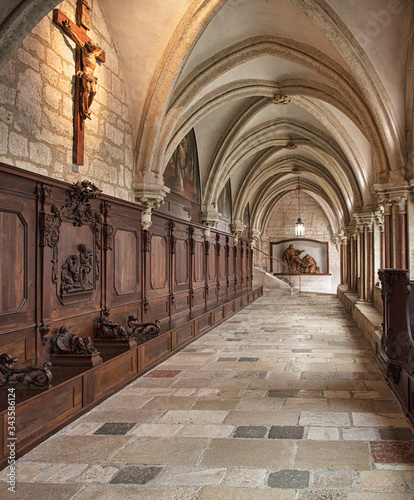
[53, 1, 105, 164]
[52, 326, 102, 366]
[0, 354, 52, 389]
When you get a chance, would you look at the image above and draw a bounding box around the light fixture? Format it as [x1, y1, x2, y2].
[294, 176, 305, 236]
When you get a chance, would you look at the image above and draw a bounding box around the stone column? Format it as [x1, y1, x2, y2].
[353, 212, 376, 302]
[375, 184, 410, 271]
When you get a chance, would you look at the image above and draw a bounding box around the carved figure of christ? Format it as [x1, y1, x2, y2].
[53, 3, 105, 165]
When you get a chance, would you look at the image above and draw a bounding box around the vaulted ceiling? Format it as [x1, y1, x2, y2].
[2, 0, 413, 234]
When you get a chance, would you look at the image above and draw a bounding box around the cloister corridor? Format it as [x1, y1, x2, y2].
[2, 289, 413, 500]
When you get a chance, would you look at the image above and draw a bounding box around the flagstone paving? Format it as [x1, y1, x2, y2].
[1, 290, 414, 499]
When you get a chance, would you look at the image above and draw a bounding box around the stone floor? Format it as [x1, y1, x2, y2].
[2, 290, 414, 499]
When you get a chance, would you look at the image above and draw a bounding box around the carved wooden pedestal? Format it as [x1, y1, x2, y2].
[51, 352, 103, 367]
[94, 338, 137, 351]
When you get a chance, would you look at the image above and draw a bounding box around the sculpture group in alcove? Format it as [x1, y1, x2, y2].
[282, 244, 320, 274]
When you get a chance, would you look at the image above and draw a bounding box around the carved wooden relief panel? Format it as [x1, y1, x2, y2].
[194, 241, 204, 284]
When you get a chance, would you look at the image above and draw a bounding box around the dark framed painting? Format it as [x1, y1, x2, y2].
[164, 129, 201, 204]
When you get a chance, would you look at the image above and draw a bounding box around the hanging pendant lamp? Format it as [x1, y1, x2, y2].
[294, 176, 305, 236]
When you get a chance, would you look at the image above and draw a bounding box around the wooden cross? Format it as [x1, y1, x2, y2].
[53, 0, 105, 165]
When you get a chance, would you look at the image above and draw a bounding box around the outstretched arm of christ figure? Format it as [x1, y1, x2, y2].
[62, 19, 85, 48]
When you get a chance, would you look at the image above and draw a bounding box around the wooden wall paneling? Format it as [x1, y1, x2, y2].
[192, 228, 205, 309]
[40, 183, 103, 342]
[171, 222, 191, 316]
[0, 327, 36, 366]
[144, 217, 170, 322]
[107, 202, 141, 311]
[7, 377, 83, 458]
[217, 234, 227, 298]
[206, 233, 217, 304]
[83, 349, 137, 406]
[0, 178, 37, 353]
[172, 323, 194, 350]
[138, 332, 172, 372]
[242, 240, 249, 290]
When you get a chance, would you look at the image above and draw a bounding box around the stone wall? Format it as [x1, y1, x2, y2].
[260, 190, 341, 293]
[0, 0, 134, 201]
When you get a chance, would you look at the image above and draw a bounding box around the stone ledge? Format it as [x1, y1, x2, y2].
[337, 285, 382, 353]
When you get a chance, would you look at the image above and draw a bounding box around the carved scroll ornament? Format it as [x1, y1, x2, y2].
[0, 353, 52, 389]
[96, 308, 132, 340]
[53, 326, 98, 355]
[127, 316, 161, 338]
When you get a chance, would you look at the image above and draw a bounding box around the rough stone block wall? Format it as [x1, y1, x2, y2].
[261, 190, 341, 291]
[0, 0, 134, 201]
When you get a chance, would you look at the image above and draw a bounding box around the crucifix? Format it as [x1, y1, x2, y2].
[53, 0, 105, 165]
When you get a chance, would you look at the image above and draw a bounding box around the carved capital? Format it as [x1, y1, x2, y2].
[133, 183, 170, 230]
[272, 94, 291, 105]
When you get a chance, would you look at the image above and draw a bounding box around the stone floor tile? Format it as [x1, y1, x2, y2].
[359, 470, 405, 491]
[130, 423, 182, 437]
[75, 485, 200, 500]
[158, 410, 228, 425]
[299, 411, 350, 427]
[373, 400, 405, 413]
[157, 466, 226, 486]
[179, 424, 233, 438]
[99, 394, 152, 409]
[347, 493, 410, 499]
[0, 461, 50, 482]
[198, 486, 296, 499]
[78, 464, 120, 483]
[201, 438, 295, 468]
[328, 398, 373, 412]
[34, 462, 88, 482]
[223, 468, 267, 487]
[306, 427, 340, 440]
[112, 437, 209, 465]
[324, 390, 351, 398]
[311, 470, 354, 489]
[370, 441, 414, 464]
[81, 409, 165, 423]
[295, 441, 370, 470]
[191, 397, 240, 411]
[296, 491, 347, 500]
[94, 422, 137, 435]
[59, 422, 103, 436]
[23, 436, 132, 463]
[342, 427, 378, 441]
[352, 413, 411, 427]
[268, 469, 309, 489]
[284, 397, 328, 411]
[110, 465, 163, 485]
[145, 369, 182, 378]
[1, 483, 83, 500]
[140, 396, 196, 410]
[379, 428, 414, 441]
[224, 411, 300, 426]
[269, 425, 305, 439]
[233, 425, 268, 438]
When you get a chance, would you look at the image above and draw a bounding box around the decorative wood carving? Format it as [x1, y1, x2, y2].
[387, 363, 401, 384]
[205, 240, 210, 256]
[216, 233, 221, 256]
[378, 269, 400, 304]
[170, 292, 175, 305]
[0, 353, 52, 389]
[143, 230, 152, 252]
[143, 297, 149, 313]
[40, 204, 62, 284]
[127, 315, 161, 339]
[96, 308, 133, 340]
[170, 220, 176, 254]
[39, 322, 51, 346]
[53, 325, 98, 355]
[62, 180, 102, 227]
[190, 288, 195, 300]
[189, 226, 195, 255]
[60, 244, 93, 295]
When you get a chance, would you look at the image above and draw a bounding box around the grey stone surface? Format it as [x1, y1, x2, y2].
[94, 423, 136, 435]
[233, 426, 268, 439]
[110, 465, 163, 484]
[268, 469, 309, 489]
[269, 426, 305, 439]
